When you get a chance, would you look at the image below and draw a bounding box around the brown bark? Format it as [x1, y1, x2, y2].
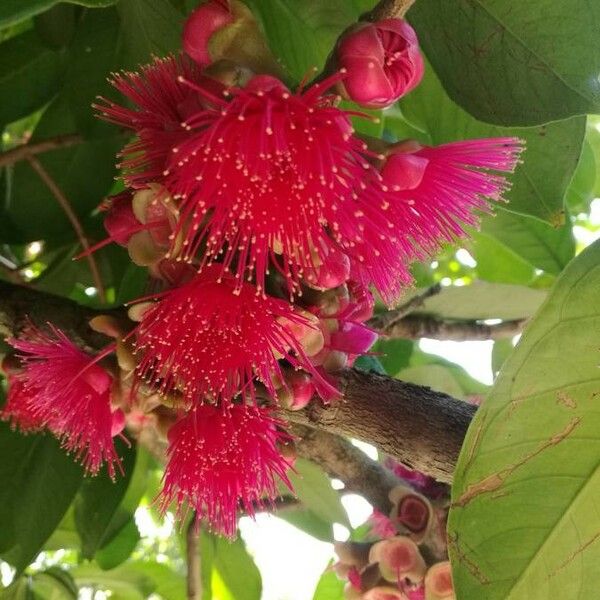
[293, 425, 399, 514]
[287, 369, 475, 484]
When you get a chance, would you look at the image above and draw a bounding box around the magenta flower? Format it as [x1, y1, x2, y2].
[182, 0, 234, 66]
[336, 19, 424, 108]
[134, 265, 331, 404]
[7, 325, 119, 476]
[380, 138, 524, 257]
[161, 404, 292, 537]
[0, 372, 44, 434]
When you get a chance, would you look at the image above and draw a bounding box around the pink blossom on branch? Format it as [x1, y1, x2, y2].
[6, 325, 120, 477]
[133, 265, 335, 404]
[379, 137, 524, 256]
[336, 19, 424, 108]
[161, 403, 292, 538]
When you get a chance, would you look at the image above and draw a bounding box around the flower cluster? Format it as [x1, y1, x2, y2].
[335, 467, 454, 600]
[1, 0, 523, 537]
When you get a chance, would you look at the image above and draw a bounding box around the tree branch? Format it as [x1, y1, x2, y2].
[363, 0, 417, 21]
[26, 155, 107, 304]
[0, 281, 475, 482]
[0, 134, 83, 169]
[293, 424, 399, 514]
[381, 314, 527, 341]
[186, 516, 201, 600]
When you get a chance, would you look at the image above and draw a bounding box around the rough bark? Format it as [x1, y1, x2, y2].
[287, 369, 475, 484]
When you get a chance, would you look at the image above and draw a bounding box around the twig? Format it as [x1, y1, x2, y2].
[0, 134, 83, 169]
[368, 284, 442, 331]
[382, 315, 527, 341]
[362, 0, 417, 21]
[26, 155, 106, 303]
[186, 515, 201, 600]
[293, 425, 399, 514]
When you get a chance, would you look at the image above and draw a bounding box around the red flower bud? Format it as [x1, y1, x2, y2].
[336, 19, 424, 108]
[183, 0, 234, 66]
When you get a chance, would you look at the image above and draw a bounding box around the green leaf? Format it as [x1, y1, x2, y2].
[0, 94, 122, 244]
[491, 338, 513, 378]
[116, 263, 149, 305]
[448, 238, 600, 598]
[71, 564, 156, 600]
[34, 4, 77, 49]
[397, 61, 586, 224]
[74, 438, 137, 560]
[410, 281, 547, 321]
[117, 0, 184, 69]
[0, 0, 114, 29]
[31, 567, 79, 600]
[472, 231, 536, 285]
[312, 566, 345, 600]
[408, 0, 600, 126]
[121, 562, 186, 600]
[0, 29, 62, 128]
[276, 508, 334, 542]
[244, 0, 359, 82]
[398, 364, 466, 399]
[287, 458, 350, 528]
[370, 338, 413, 377]
[408, 349, 489, 397]
[566, 139, 597, 214]
[201, 531, 262, 600]
[0, 426, 83, 573]
[353, 354, 386, 375]
[95, 518, 141, 571]
[480, 210, 576, 276]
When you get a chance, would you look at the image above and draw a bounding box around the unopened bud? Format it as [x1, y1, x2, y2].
[336, 19, 424, 108]
[363, 586, 407, 600]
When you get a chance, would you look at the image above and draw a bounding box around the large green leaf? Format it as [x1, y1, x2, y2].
[0, 0, 114, 29]
[408, 0, 600, 126]
[117, 0, 184, 69]
[74, 438, 137, 560]
[480, 210, 576, 276]
[0, 28, 62, 128]
[201, 531, 262, 600]
[312, 566, 345, 600]
[397, 61, 585, 224]
[448, 238, 600, 598]
[0, 425, 83, 573]
[406, 281, 547, 321]
[243, 0, 360, 82]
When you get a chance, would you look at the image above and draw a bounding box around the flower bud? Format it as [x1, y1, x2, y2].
[380, 143, 429, 191]
[183, 0, 234, 66]
[336, 19, 424, 108]
[104, 194, 138, 246]
[369, 536, 426, 585]
[424, 562, 454, 600]
[279, 372, 315, 411]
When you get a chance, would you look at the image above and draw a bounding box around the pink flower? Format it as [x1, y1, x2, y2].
[183, 0, 234, 66]
[134, 266, 333, 404]
[336, 19, 424, 108]
[384, 459, 446, 500]
[96, 56, 207, 189]
[161, 404, 292, 537]
[369, 509, 397, 538]
[0, 373, 44, 434]
[380, 138, 524, 257]
[158, 72, 410, 302]
[7, 325, 119, 477]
